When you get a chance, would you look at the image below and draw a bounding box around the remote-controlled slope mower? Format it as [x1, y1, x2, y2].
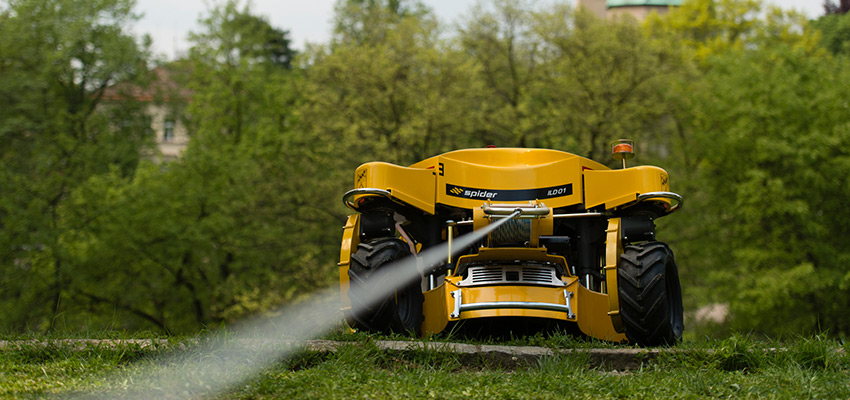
[339, 144, 684, 346]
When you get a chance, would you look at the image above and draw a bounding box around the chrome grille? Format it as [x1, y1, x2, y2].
[522, 267, 553, 282]
[471, 268, 503, 282]
[459, 265, 565, 287]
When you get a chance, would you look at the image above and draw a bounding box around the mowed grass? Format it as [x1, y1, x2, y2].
[1, 332, 848, 399]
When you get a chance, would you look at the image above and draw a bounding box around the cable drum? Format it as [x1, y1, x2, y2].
[490, 218, 531, 245]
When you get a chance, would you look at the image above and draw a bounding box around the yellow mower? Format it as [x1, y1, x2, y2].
[339, 143, 684, 346]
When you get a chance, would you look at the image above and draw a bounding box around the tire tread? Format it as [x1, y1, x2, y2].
[617, 242, 684, 346]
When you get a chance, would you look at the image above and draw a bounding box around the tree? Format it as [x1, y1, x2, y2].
[157, 0, 331, 328]
[63, 154, 330, 331]
[332, 0, 431, 46]
[824, 0, 850, 15]
[811, 11, 850, 56]
[648, 0, 850, 336]
[187, 1, 297, 145]
[189, 0, 296, 69]
[0, 0, 152, 331]
[644, 0, 817, 63]
[682, 46, 850, 335]
[457, 0, 541, 148]
[529, 6, 682, 160]
[457, 0, 681, 160]
[40, 0, 328, 332]
[301, 2, 484, 166]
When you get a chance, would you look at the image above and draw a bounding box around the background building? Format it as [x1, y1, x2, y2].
[103, 67, 190, 161]
[576, 0, 682, 20]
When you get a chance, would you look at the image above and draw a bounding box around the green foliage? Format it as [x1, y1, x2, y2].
[302, 6, 483, 167]
[63, 161, 322, 331]
[812, 12, 850, 56]
[332, 0, 432, 46]
[3, 0, 850, 338]
[189, 0, 296, 69]
[644, 0, 817, 62]
[53, 0, 331, 332]
[0, 0, 152, 331]
[0, 0, 325, 333]
[456, 0, 541, 148]
[643, 0, 850, 337]
[527, 7, 682, 159]
[672, 42, 850, 335]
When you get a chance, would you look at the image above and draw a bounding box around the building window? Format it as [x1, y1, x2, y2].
[163, 120, 175, 142]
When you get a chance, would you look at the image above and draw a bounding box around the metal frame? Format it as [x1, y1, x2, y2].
[457, 265, 566, 287]
[636, 191, 683, 214]
[553, 212, 607, 219]
[482, 203, 550, 218]
[342, 188, 393, 210]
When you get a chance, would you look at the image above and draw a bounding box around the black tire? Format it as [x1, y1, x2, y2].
[618, 242, 684, 346]
[348, 237, 424, 336]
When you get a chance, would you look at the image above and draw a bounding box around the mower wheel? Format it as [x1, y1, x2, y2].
[617, 241, 684, 346]
[348, 237, 423, 336]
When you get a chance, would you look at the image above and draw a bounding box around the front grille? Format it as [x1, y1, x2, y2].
[459, 265, 565, 287]
[522, 267, 554, 282]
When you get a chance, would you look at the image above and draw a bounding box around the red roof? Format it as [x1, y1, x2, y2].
[102, 67, 191, 103]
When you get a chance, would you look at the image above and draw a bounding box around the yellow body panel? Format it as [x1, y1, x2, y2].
[350, 149, 673, 214]
[575, 284, 627, 342]
[584, 166, 670, 209]
[421, 276, 624, 342]
[423, 283, 451, 334]
[338, 215, 360, 323]
[353, 162, 436, 213]
[603, 218, 624, 332]
[431, 149, 593, 209]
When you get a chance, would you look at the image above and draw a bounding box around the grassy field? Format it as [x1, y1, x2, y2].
[1, 332, 848, 399]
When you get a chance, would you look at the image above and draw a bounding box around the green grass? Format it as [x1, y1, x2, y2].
[1, 332, 848, 399]
[217, 334, 850, 400]
[0, 342, 159, 398]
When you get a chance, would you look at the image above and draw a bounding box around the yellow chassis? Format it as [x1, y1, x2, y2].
[340, 214, 625, 341]
[339, 148, 678, 342]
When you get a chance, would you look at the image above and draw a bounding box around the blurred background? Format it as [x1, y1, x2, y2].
[1, 0, 848, 339]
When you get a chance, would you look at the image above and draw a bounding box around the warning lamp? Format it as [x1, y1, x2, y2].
[611, 139, 635, 169]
